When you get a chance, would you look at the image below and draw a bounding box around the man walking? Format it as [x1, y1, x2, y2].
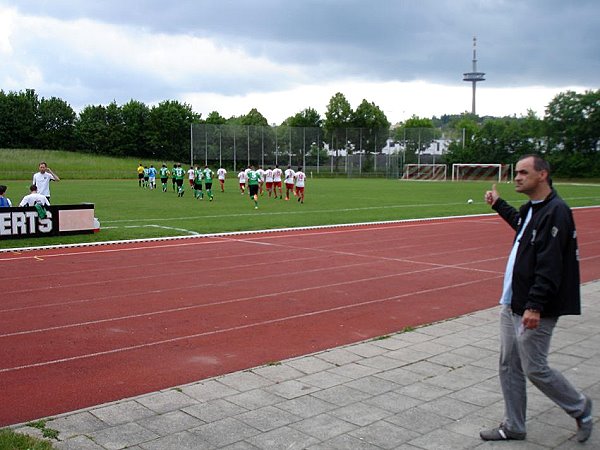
[480, 154, 593, 443]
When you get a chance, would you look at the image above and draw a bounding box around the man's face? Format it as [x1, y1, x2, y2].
[514, 157, 546, 196]
[39, 163, 47, 173]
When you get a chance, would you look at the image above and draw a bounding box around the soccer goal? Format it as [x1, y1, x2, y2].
[403, 164, 447, 181]
[451, 163, 512, 182]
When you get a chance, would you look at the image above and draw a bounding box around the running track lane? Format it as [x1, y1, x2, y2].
[1, 209, 599, 426]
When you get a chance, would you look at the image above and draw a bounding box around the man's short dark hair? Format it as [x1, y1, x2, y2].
[30, 184, 38, 192]
[518, 154, 552, 187]
[0, 185, 6, 195]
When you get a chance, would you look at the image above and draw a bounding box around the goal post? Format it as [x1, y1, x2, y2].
[451, 163, 512, 182]
[402, 164, 447, 181]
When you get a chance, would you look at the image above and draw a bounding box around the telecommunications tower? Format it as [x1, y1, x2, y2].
[463, 36, 485, 115]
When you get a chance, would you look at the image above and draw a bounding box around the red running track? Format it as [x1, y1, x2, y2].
[1, 209, 599, 426]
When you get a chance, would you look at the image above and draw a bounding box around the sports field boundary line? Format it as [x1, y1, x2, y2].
[2, 205, 599, 254]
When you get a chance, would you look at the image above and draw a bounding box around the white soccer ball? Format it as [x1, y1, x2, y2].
[467, 199, 473, 204]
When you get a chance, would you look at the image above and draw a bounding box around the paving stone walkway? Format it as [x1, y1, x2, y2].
[13, 281, 599, 449]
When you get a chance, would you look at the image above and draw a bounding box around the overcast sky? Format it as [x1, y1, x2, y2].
[1, 0, 598, 124]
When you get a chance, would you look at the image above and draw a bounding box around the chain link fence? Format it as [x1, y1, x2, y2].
[190, 124, 400, 178]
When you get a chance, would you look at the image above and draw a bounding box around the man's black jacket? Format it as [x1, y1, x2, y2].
[493, 189, 580, 317]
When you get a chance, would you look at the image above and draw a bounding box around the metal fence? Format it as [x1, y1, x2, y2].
[190, 124, 400, 178]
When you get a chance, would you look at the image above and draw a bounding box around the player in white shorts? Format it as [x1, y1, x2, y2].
[217, 167, 227, 192]
[264, 167, 274, 198]
[284, 165, 295, 200]
[237, 169, 248, 194]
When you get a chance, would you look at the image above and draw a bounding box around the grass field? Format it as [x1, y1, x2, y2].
[2, 175, 600, 251]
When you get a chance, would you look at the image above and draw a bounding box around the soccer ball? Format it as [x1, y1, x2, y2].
[467, 199, 473, 204]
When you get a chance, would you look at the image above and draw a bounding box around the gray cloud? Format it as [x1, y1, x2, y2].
[7, 0, 599, 87]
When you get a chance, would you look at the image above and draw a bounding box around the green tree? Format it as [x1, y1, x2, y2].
[75, 104, 109, 153]
[205, 111, 227, 125]
[37, 96, 76, 150]
[283, 107, 322, 128]
[0, 89, 40, 148]
[121, 99, 151, 158]
[148, 100, 200, 161]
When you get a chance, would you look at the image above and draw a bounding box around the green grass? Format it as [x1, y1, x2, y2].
[0, 148, 174, 180]
[2, 176, 599, 250]
[0, 428, 56, 450]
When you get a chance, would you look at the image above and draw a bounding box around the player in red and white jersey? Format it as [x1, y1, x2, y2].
[187, 166, 196, 187]
[237, 169, 248, 194]
[256, 166, 265, 196]
[264, 167, 274, 198]
[272, 165, 283, 199]
[284, 165, 296, 200]
[217, 167, 227, 192]
[294, 167, 306, 204]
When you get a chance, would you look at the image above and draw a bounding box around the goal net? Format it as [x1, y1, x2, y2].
[451, 164, 512, 182]
[403, 164, 447, 181]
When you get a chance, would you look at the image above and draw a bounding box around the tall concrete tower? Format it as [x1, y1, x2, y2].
[463, 36, 485, 115]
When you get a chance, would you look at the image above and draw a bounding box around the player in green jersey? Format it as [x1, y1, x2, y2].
[193, 166, 204, 200]
[159, 164, 170, 192]
[173, 163, 185, 197]
[247, 165, 260, 209]
[203, 165, 214, 201]
[171, 164, 177, 192]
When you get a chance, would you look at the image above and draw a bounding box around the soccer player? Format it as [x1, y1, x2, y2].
[187, 166, 196, 188]
[193, 166, 204, 200]
[171, 163, 178, 192]
[159, 164, 170, 192]
[203, 165, 215, 201]
[272, 164, 283, 199]
[173, 163, 185, 197]
[264, 167, 274, 198]
[148, 165, 157, 190]
[33, 161, 60, 201]
[217, 166, 227, 192]
[237, 169, 247, 194]
[294, 166, 306, 204]
[143, 166, 150, 188]
[137, 163, 144, 187]
[284, 165, 295, 200]
[257, 165, 265, 196]
[247, 165, 260, 209]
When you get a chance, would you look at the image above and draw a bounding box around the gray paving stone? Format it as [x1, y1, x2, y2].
[245, 426, 319, 449]
[262, 379, 320, 399]
[182, 379, 240, 402]
[296, 371, 352, 389]
[371, 335, 414, 351]
[235, 405, 301, 432]
[356, 354, 407, 371]
[54, 435, 105, 450]
[374, 366, 427, 386]
[329, 401, 392, 426]
[447, 385, 505, 407]
[252, 363, 305, 382]
[311, 384, 373, 407]
[286, 355, 336, 374]
[91, 401, 156, 426]
[139, 430, 211, 450]
[325, 362, 380, 380]
[386, 347, 432, 364]
[88, 422, 159, 449]
[226, 388, 286, 409]
[396, 381, 453, 401]
[385, 406, 454, 434]
[403, 360, 453, 377]
[190, 417, 260, 447]
[183, 398, 249, 423]
[417, 396, 482, 420]
[394, 330, 436, 344]
[48, 411, 108, 439]
[218, 370, 273, 392]
[317, 348, 364, 365]
[274, 394, 337, 418]
[346, 341, 390, 358]
[220, 441, 260, 450]
[364, 391, 422, 414]
[136, 389, 197, 414]
[135, 410, 203, 435]
[408, 428, 482, 450]
[308, 433, 381, 449]
[289, 412, 358, 441]
[345, 375, 400, 395]
[349, 419, 421, 449]
[409, 340, 455, 356]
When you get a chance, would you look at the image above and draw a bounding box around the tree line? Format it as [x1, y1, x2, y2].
[0, 88, 598, 177]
